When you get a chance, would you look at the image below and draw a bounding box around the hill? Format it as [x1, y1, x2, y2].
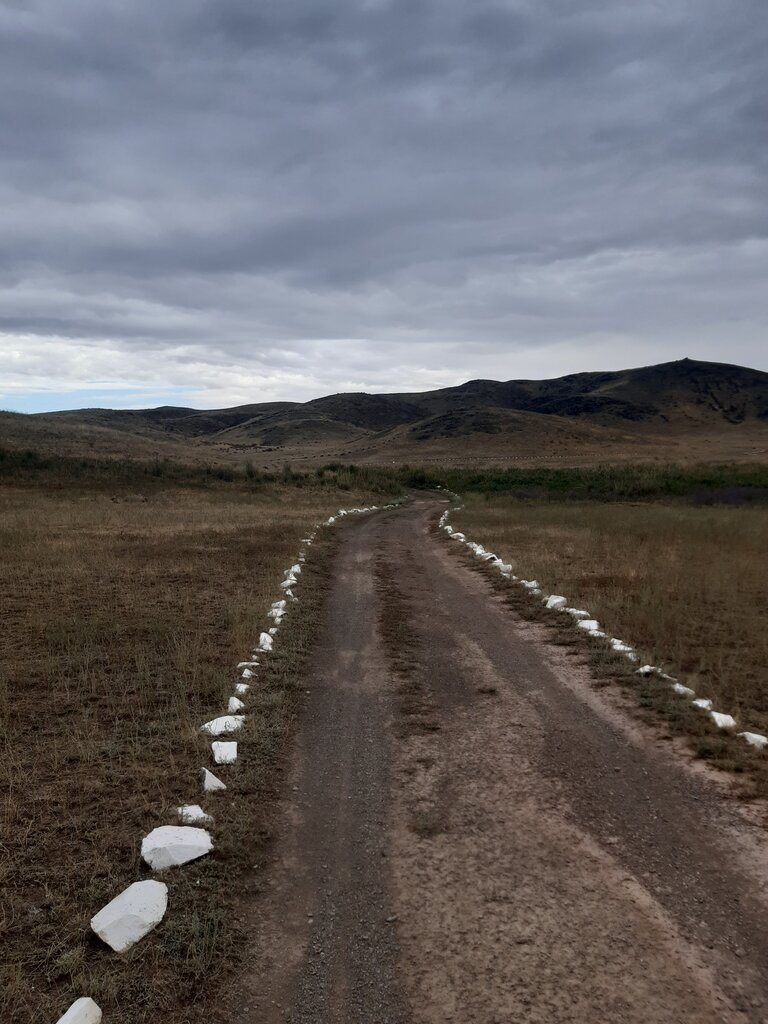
[2, 358, 767, 468]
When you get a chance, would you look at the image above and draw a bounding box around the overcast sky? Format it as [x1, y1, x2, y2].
[1, 0, 766, 412]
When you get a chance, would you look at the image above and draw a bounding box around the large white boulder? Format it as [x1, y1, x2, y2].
[739, 731, 768, 749]
[546, 595, 567, 610]
[577, 619, 600, 632]
[710, 710, 737, 730]
[141, 825, 213, 870]
[212, 740, 237, 764]
[177, 804, 213, 825]
[200, 715, 245, 736]
[671, 682, 696, 698]
[56, 997, 102, 1024]
[90, 880, 168, 953]
[200, 767, 226, 792]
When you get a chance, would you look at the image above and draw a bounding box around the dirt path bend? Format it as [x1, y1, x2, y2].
[234, 498, 768, 1024]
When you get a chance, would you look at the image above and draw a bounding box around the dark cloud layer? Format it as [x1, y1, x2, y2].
[1, 0, 766, 408]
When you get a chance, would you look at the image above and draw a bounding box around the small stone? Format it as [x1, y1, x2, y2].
[177, 804, 213, 825]
[228, 696, 245, 713]
[200, 767, 227, 792]
[90, 880, 168, 953]
[212, 740, 237, 764]
[56, 997, 102, 1024]
[200, 715, 245, 736]
[141, 825, 213, 870]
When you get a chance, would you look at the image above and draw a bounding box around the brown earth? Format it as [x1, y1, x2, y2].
[223, 498, 768, 1023]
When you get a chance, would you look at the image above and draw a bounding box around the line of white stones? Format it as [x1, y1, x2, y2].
[437, 503, 768, 753]
[56, 500, 403, 1024]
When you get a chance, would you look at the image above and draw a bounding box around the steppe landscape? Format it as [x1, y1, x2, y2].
[3, 358, 768, 1023]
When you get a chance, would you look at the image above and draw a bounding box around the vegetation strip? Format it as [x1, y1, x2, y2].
[437, 501, 768, 756]
[54, 499, 403, 1022]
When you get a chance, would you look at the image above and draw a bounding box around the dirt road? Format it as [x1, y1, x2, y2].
[234, 497, 768, 1024]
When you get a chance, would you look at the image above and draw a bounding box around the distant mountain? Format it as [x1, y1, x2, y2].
[3, 358, 768, 468]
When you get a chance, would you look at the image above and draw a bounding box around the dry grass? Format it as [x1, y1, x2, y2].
[452, 498, 768, 735]
[0, 479, 388, 1024]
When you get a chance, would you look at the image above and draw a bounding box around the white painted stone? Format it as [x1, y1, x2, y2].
[280, 576, 297, 590]
[90, 880, 168, 953]
[228, 696, 245, 713]
[201, 714, 245, 736]
[577, 619, 600, 632]
[739, 732, 768, 749]
[201, 767, 227, 792]
[546, 595, 568, 610]
[610, 639, 634, 654]
[710, 711, 737, 730]
[671, 682, 696, 697]
[177, 804, 213, 825]
[56, 997, 102, 1024]
[237, 660, 258, 669]
[693, 698, 713, 711]
[588, 628, 607, 638]
[141, 825, 213, 870]
[452, 532, 465, 541]
[566, 608, 591, 619]
[635, 665, 657, 676]
[212, 740, 237, 764]
[235, 683, 250, 696]
[241, 668, 255, 679]
[290, 563, 301, 574]
[259, 632, 273, 652]
[268, 626, 278, 635]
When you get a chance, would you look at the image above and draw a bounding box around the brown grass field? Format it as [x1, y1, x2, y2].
[0, 477, 396, 1024]
[452, 497, 768, 744]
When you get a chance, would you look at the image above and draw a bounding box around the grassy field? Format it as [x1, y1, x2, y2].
[451, 497, 768, 742]
[0, 473, 397, 1024]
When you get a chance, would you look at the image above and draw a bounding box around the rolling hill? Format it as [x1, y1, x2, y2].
[2, 358, 767, 468]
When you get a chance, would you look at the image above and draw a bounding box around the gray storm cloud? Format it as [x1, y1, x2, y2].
[0, 0, 766, 407]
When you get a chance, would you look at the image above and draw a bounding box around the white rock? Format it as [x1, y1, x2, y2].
[693, 698, 713, 711]
[546, 595, 568, 610]
[241, 668, 255, 679]
[671, 682, 696, 697]
[520, 580, 540, 590]
[739, 732, 768, 749]
[452, 532, 465, 541]
[259, 632, 273, 651]
[177, 804, 213, 825]
[56, 997, 102, 1024]
[290, 563, 301, 574]
[326, 516, 336, 525]
[237, 660, 258, 669]
[567, 608, 591, 618]
[268, 626, 278, 635]
[228, 696, 245, 713]
[710, 710, 737, 730]
[90, 880, 168, 953]
[635, 665, 657, 676]
[610, 639, 634, 654]
[577, 619, 600, 632]
[141, 825, 213, 870]
[588, 628, 607, 638]
[201, 767, 227, 792]
[280, 577, 297, 591]
[235, 683, 250, 696]
[200, 715, 245, 736]
[212, 740, 237, 764]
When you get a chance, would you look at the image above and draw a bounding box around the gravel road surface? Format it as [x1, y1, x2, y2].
[233, 497, 768, 1024]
